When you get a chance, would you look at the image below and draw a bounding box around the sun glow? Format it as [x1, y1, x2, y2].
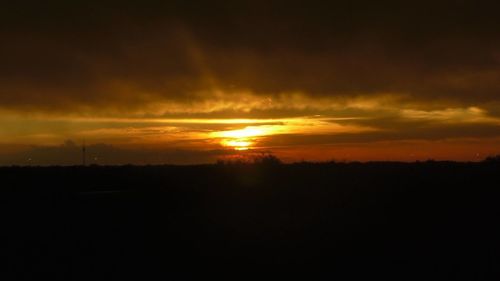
[221, 139, 252, 150]
[217, 127, 265, 138]
[212, 126, 269, 150]
[208, 118, 376, 151]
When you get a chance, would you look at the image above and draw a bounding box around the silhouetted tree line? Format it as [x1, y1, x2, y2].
[216, 153, 282, 166]
[483, 154, 500, 163]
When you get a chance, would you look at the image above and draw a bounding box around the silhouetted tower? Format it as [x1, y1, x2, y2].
[82, 140, 86, 166]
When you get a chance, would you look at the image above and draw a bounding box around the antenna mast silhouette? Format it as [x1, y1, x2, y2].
[82, 140, 86, 166]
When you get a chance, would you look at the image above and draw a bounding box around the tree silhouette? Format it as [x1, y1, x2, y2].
[252, 153, 282, 165]
[483, 154, 500, 163]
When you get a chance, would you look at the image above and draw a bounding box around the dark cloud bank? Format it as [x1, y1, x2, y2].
[0, 140, 235, 166]
[1, 0, 500, 113]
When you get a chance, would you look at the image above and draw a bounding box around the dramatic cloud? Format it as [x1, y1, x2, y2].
[1, 1, 499, 163]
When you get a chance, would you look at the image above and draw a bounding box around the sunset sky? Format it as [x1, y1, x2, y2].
[1, 1, 500, 165]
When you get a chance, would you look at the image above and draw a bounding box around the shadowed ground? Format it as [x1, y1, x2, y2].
[1, 162, 499, 280]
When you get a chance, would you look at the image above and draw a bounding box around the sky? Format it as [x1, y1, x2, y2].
[1, 0, 500, 165]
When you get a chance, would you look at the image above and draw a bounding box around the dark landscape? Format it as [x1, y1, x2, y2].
[3, 1, 500, 280]
[2, 160, 499, 280]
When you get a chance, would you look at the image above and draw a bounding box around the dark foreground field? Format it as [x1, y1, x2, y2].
[1, 162, 499, 280]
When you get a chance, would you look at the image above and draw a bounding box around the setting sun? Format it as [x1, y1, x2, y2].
[215, 127, 265, 139]
[212, 126, 268, 150]
[221, 139, 252, 150]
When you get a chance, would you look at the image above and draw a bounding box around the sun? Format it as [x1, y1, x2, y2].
[216, 127, 265, 139]
[212, 126, 266, 150]
[221, 139, 252, 150]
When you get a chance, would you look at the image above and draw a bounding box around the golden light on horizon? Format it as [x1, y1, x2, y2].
[214, 126, 268, 150]
[216, 127, 265, 139]
[201, 118, 376, 151]
[2, 109, 498, 163]
[221, 139, 252, 150]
